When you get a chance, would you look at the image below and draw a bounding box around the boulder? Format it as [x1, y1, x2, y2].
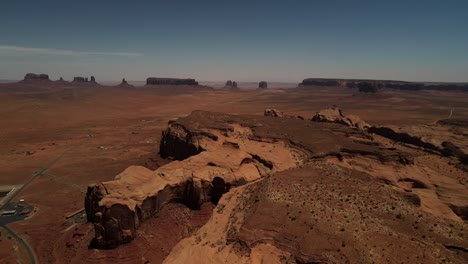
[146, 78, 198, 85]
[264, 109, 283, 117]
[311, 106, 370, 129]
[258, 81, 268, 89]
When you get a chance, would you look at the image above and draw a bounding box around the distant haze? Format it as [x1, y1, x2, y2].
[1, 1, 467, 82]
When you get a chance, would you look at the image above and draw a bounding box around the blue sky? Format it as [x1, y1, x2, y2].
[1, 0, 467, 82]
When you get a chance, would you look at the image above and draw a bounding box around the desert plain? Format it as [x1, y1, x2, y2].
[0, 78, 467, 264]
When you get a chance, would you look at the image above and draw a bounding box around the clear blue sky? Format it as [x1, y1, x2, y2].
[1, 0, 467, 82]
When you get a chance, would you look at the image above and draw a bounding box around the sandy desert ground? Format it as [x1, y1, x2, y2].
[0, 83, 467, 263]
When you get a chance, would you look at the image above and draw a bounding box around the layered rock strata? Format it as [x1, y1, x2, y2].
[85, 110, 412, 248]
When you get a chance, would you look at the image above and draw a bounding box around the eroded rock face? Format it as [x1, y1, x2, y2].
[146, 78, 198, 85]
[90, 76, 96, 82]
[86, 110, 413, 249]
[311, 106, 370, 130]
[258, 81, 268, 89]
[24, 73, 50, 81]
[263, 109, 305, 120]
[369, 120, 468, 167]
[159, 123, 204, 160]
[165, 161, 468, 263]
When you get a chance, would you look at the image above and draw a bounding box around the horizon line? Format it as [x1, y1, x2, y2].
[0, 45, 143, 57]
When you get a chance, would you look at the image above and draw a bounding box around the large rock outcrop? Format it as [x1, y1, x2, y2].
[311, 106, 370, 130]
[85, 110, 413, 249]
[263, 108, 305, 119]
[146, 78, 198, 85]
[369, 119, 468, 169]
[23, 73, 50, 81]
[165, 161, 468, 263]
[263, 108, 283, 117]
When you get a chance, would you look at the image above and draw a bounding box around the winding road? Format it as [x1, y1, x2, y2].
[0, 148, 74, 264]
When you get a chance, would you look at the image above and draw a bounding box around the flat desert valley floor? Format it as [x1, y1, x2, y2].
[0, 86, 467, 263]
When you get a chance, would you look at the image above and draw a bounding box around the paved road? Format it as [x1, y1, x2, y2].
[2, 225, 38, 264]
[0, 148, 75, 264]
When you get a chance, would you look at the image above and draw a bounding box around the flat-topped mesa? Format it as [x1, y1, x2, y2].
[258, 81, 268, 89]
[85, 110, 414, 249]
[299, 78, 468, 92]
[146, 77, 198, 85]
[23, 73, 50, 81]
[73, 77, 88, 83]
[301, 78, 342, 87]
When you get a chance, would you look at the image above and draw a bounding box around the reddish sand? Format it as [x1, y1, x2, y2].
[0, 84, 466, 263]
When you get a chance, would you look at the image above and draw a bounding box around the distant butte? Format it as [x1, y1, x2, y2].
[258, 81, 268, 89]
[146, 77, 198, 85]
[118, 78, 134, 88]
[23, 73, 50, 81]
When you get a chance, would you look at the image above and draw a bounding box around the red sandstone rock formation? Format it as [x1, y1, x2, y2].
[85, 110, 415, 249]
[311, 106, 370, 130]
